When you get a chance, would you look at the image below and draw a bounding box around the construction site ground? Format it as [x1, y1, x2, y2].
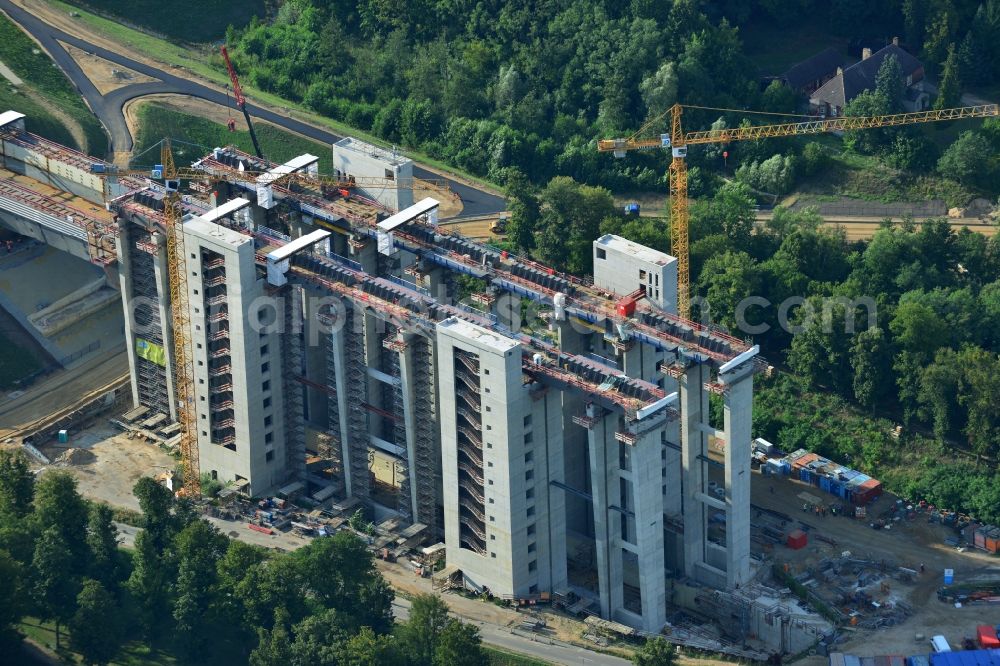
[0, 346, 126, 440]
[60, 39, 158, 94]
[749, 468, 1000, 657]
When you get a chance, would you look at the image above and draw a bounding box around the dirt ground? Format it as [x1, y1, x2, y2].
[34, 423, 176, 511]
[60, 41, 159, 94]
[746, 468, 1000, 656]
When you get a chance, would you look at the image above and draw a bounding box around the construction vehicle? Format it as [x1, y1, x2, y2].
[599, 102, 1000, 318]
[490, 215, 508, 234]
[220, 45, 266, 163]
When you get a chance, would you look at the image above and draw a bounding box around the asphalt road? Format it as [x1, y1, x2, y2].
[0, 0, 504, 217]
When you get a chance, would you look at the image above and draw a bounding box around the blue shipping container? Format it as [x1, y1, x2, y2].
[930, 649, 1000, 666]
[820, 477, 831, 492]
[801, 469, 811, 483]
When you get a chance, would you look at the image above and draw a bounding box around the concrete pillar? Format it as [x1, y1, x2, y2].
[722, 367, 754, 587]
[680, 362, 709, 580]
[302, 290, 329, 429]
[621, 341, 661, 384]
[541, 387, 568, 593]
[425, 266, 451, 305]
[630, 421, 668, 632]
[116, 220, 141, 411]
[587, 407, 623, 620]
[398, 339, 420, 522]
[329, 323, 354, 496]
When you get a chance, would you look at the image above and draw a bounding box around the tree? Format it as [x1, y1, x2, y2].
[633, 636, 677, 666]
[697, 251, 763, 333]
[761, 80, 797, 113]
[934, 43, 962, 110]
[33, 472, 89, 573]
[844, 89, 893, 154]
[250, 608, 295, 666]
[938, 131, 996, 190]
[69, 579, 124, 665]
[434, 620, 485, 666]
[534, 177, 616, 275]
[132, 477, 176, 551]
[126, 529, 172, 637]
[708, 181, 756, 247]
[289, 609, 348, 666]
[0, 550, 25, 645]
[0, 449, 34, 518]
[172, 520, 228, 657]
[293, 531, 394, 633]
[340, 626, 403, 666]
[399, 593, 450, 664]
[850, 326, 893, 412]
[874, 54, 904, 112]
[500, 168, 540, 252]
[87, 504, 119, 592]
[639, 62, 678, 118]
[31, 527, 79, 647]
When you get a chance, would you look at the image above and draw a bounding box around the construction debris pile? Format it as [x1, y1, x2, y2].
[793, 555, 915, 629]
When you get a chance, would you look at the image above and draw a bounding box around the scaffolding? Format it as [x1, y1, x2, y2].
[320, 312, 346, 492]
[283, 286, 307, 482]
[411, 335, 439, 535]
[454, 348, 486, 555]
[344, 306, 371, 498]
[125, 224, 171, 416]
[382, 326, 412, 523]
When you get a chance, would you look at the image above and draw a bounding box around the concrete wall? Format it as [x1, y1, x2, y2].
[331, 138, 414, 212]
[185, 217, 287, 496]
[593, 234, 677, 313]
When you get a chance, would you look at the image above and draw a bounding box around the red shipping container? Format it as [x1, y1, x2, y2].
[975, 528, 988, 550]
[787, 529, 807, 550]
[977, 625, 1000, 648]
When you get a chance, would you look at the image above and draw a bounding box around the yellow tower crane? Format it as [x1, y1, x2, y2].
[599, 102, 1000, 318]
[159, 139, 201, 498]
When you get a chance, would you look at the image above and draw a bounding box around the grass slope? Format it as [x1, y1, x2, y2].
[62, 0, 265, 43]
[0, 12, 107, 155]
[134, 102, 334, 173]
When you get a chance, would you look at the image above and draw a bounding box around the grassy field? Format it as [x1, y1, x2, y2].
[0, 12, 107, 155]
[0, 330, 44, 390]
[133, 102, 335, 173]
[62, 0, 265, 42]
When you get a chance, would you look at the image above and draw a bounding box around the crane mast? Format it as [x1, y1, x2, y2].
[161, 139, 201, 498]
[220, 45, 266, 163]
[599, 102, 1000, 319]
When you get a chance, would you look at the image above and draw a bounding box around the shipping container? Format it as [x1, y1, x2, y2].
[977, 625, 1000, 649]
[930, 649, 1000, 666]
[974, 527, 988, 550]
[908, 655, 931, 666]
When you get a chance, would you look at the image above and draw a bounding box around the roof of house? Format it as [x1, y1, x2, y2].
[782, 47, 846, 89]
[809, 44, 922, 109]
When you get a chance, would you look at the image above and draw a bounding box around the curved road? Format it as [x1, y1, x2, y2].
[0, 0, 504, 216]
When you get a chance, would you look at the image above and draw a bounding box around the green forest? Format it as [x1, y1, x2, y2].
[219, 0, 1000, 197]
[0, 452, 504, 665]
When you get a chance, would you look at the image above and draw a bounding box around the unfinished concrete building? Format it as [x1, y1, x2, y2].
[103, 143, 764, 634]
